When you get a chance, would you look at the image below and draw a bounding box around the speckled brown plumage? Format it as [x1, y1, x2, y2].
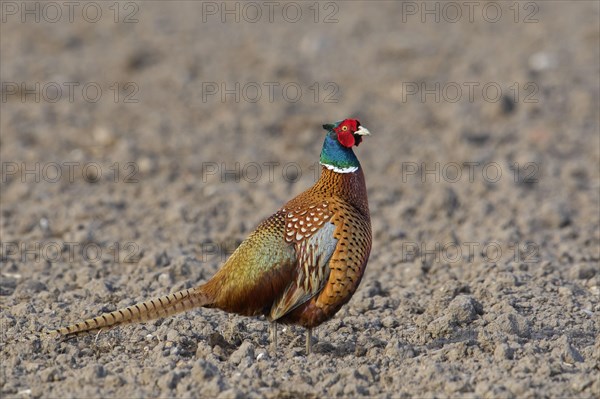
[50, 119, 372, 354]
[277, 167, 371, 328]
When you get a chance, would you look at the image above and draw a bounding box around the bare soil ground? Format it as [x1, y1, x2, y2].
[1, 2, 599, 398]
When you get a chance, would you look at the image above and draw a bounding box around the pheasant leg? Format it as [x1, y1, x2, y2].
[306, 328, 313, 355]
[270, 322, 278, 354]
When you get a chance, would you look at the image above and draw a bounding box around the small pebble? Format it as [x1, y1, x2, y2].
[494, 343, 514, 360]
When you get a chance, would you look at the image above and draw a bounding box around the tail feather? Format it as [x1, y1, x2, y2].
[49, 287, 211, 336]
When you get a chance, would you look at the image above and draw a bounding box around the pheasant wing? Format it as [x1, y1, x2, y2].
[270, 203, 337, 320]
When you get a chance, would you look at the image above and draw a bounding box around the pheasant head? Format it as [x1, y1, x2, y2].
[320, 119, 371, 173]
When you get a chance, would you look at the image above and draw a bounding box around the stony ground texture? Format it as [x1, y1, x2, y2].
[1, 1, 599, 398]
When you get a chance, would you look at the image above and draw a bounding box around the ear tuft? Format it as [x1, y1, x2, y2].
[323, 124, 335, 131]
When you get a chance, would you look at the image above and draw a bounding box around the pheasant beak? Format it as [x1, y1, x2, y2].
[355, 126, 371, 136]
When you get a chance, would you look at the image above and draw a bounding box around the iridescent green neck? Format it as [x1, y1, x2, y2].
[319, 133, 360, 173]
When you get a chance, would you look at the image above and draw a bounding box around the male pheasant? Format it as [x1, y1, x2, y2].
[51, 119, 372, 354]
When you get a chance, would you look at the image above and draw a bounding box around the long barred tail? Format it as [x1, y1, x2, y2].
[49, 288, 211, 336]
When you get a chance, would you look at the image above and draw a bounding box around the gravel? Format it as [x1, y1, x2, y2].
[1, 2, 599, 398]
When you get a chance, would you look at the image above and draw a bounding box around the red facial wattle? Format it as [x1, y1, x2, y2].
[337, 129, 356, 147]
[335, 119, 362, 148]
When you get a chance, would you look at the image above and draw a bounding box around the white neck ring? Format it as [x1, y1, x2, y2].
[320, 162, 358, 174]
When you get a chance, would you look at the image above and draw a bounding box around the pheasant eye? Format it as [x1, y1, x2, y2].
[342, 126, 348, 131]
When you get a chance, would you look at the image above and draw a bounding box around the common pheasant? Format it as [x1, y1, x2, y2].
[51, 119, 372, 354]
